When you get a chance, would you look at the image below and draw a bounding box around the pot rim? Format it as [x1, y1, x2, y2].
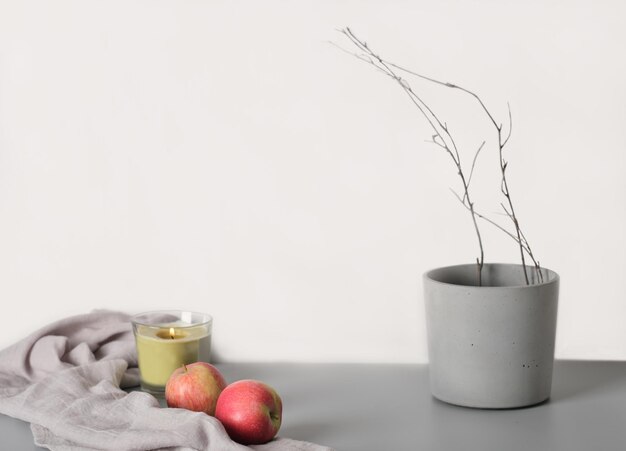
[423, 262, 559, 289]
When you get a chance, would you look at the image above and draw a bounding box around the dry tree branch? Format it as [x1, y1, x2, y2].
[335, 27, 543, 285]
[394, 55, 540, 284]
[337, 27, 485, 284]
[450, 190, 530, 252]
[498, 109, 540, 282]
[338, 29, 459, 162]
[502, 102, 513, 148]
[466, 140, 486, 196]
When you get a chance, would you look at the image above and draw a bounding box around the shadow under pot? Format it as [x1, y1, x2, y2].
[423, 263, 560, 409]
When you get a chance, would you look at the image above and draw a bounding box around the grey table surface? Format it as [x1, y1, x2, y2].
[1, 360, 625, 451]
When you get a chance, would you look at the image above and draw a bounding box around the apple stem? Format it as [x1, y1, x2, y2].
[183, 364, 188, 373]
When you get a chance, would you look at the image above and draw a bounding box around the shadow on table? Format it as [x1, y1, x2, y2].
[550, 359, 626, 402]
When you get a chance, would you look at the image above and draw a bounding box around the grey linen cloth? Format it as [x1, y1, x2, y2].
[0, 311, 333, 451]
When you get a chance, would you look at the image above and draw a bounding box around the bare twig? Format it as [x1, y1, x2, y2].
[335, 27, 543, 284]
[338, 27, 485, 284]
[502, 102, 513, 148]
[466, 140, 486, 193]
[450, 190, 530, 252]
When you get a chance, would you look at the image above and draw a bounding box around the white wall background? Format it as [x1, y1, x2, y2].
[1, 0, 624, 363]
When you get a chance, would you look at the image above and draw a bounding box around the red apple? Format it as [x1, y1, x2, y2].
[165, 362, 227, 416]
[215, 379, 282, 445]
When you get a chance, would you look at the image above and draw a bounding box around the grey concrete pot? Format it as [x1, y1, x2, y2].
[424, 263, 559, 408]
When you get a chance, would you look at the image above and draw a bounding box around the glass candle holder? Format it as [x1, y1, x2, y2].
[131, 310, 212, 395]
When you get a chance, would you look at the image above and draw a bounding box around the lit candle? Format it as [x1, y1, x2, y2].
[131, 311, 212, 395]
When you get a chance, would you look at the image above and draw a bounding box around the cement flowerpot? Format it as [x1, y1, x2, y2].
[424, 263, 559, 408]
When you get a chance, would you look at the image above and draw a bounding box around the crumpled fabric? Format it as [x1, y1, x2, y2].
[0, 311, 333, 451]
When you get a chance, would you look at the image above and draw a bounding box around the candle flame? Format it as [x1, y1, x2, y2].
[169, 327, 175, 339]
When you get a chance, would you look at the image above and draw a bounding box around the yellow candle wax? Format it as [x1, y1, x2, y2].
[135, 324, 211, 391]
